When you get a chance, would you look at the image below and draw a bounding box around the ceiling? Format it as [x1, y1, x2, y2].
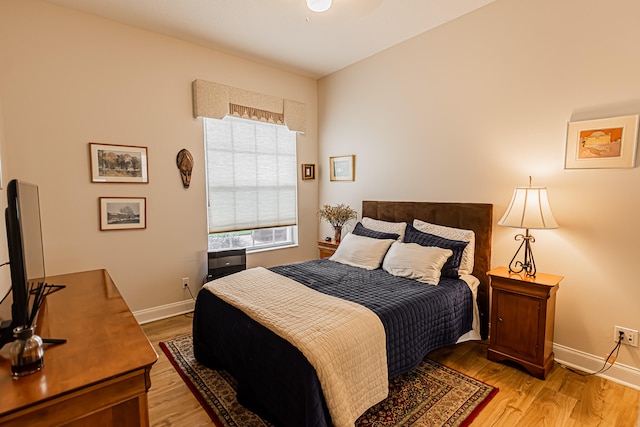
[47, 0, 496, 79]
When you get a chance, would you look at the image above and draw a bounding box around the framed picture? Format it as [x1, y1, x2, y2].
[329, 155, 355, 181]
[565, 115, 639, 169]
[302, 164, 315, 180]
[99, 197, 146, 230]
[90, 143, 149, 183]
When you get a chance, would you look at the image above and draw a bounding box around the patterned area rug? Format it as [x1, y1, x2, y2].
[160, 334, 497, 427]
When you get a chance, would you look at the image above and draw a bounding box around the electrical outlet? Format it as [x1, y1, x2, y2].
[614, 326, 638, 347]
[182, 277, 190, 288]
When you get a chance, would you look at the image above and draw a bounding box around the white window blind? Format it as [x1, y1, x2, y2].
[204, 116, 297, 234]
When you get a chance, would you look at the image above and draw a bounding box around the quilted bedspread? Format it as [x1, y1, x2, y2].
[203, 267, 388, 427]
[194, 258, 474, 427]
[271, 258, 473, 378]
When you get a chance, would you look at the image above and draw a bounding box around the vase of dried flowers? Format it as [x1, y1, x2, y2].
[318, 203, 357, 243]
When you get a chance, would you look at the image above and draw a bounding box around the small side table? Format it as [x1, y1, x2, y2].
[487, 266, 563, 379]
[317, 240, 339, 259]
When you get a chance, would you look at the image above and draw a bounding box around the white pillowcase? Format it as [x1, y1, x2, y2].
[329, 233, 395, 270]
[361, 217, 407, 241]
[412, 219, 475, 276]
[382, 242, 453, 285]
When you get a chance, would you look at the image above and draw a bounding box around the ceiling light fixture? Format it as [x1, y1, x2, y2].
[306, 0, 332, 13]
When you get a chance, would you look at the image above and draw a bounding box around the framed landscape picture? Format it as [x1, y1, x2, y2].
[90, 143, 149, 183]
[99, 197, 146, 230]
[565, 115, 639, 169]
[329, 155, 355, 181]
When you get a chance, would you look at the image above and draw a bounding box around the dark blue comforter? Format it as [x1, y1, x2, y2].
[193, 259, 473, 427]
[271, 259, 473, 377]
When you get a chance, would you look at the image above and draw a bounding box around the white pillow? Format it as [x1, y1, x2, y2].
[412, 219, 475, 275]
[382, 242, 453, 285]
[329, 233, 395, 270]
[361, 217, 407, 241]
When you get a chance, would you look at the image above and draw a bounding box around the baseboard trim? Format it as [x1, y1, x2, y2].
[554, 343, 640, 390]
[134, 299, 195, 325]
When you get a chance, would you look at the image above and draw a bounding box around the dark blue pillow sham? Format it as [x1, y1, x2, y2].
[352, 222, 400, 241]
[403, 223, 468, 278]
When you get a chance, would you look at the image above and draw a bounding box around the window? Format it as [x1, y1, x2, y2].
[204, 116, 298, 252]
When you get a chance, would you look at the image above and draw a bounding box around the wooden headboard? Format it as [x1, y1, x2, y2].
[362, 201, 493, 340]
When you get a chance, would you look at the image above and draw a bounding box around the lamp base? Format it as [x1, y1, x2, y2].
[507, 229, 537, 277]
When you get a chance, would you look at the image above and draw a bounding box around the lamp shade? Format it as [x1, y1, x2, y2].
[498, 186, 558, 230]
[306, 0, 332, 12]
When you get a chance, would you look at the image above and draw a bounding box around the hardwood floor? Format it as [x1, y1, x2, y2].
[142, 314, 640, 426]
[143, 313, 212, 426]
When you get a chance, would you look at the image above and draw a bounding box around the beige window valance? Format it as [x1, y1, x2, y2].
[192, 79, 306, 133]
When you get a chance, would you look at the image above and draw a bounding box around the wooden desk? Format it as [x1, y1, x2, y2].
[0, 269, 158, 426]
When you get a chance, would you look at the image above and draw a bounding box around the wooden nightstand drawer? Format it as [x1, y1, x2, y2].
[317, 240, 339, 259]
[209, 255, 245, 269]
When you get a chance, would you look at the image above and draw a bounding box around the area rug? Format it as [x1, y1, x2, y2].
[160, 334, 497, 427]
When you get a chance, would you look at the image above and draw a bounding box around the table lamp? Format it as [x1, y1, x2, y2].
[498, 177, 558, 277]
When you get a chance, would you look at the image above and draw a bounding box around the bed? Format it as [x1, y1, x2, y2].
[193, 200, 493, 427]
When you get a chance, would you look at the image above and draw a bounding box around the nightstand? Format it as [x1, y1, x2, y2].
[317, 239, 339, 259]
[487, 266, 563, 379]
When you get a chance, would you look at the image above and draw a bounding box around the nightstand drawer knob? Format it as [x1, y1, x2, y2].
[498, 317, 503, 322]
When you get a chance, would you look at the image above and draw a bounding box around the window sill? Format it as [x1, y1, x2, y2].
[246, 243, 298, 254]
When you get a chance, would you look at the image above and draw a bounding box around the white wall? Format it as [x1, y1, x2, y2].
[0, 0, 318, 321]
[318, 0, 640, 383]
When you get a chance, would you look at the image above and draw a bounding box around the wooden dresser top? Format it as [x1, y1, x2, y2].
[0, 269, 157, 415]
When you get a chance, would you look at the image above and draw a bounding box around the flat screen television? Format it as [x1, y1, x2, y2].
[0, 179, 48, 348]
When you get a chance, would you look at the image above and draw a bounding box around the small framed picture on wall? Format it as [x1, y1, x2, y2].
[329, 155, 355, 181]
[565, 115, 639, 169]
[90, 143, 149, 183]
[302, 164, 315, 180]
[99, 197, 146, 230]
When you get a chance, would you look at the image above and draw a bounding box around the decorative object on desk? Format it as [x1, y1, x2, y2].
[10, 326, 44, 378]
[498, 177, 558, 278]
[99, 197, 147, 230]
[160, 333, 498, 427]
[329, 155, 355, 181]
[8, 280, 65, 378]
[89, 143, 149, 183]
[318, 203, 357, 243]
[176, 148, 194, 188]
[565, 115, 639, 169]
[301, 163, 315, 180]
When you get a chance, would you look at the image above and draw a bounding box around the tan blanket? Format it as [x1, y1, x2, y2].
[204, 267, 388, 427]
